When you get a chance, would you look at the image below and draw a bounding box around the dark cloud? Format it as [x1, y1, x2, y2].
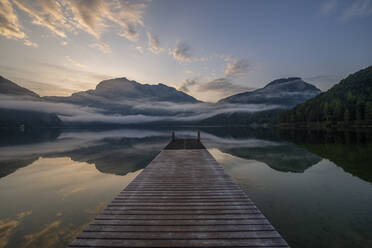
[179, 79, 197, 92]
[170, 42, 192, 62]
[147, 31, 163, 54]
[224, 59, 251, 77]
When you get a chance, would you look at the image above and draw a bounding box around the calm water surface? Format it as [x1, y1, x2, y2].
[0, 128, 371, 248]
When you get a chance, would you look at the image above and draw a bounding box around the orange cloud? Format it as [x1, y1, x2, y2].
[0, 0, 26, 39]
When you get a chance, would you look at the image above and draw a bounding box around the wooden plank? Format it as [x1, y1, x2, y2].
[68, 140, 289, 247]
[108, 202, 254, 206]
[95, 213, 265, 220]
[100, 209, 259, 215]
[69, 238, 288, 247]
[104, 207, 257, 211]
[84, 224, 276, 232]
[92, 219, 270, 225]
[78, 231, 281, 239]
[119, 190, 244, 193]
[114, 195, 248, 199]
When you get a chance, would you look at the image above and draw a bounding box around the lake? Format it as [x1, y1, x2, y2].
[0, 127, 372, 248]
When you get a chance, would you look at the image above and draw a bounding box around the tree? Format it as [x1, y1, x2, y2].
[344, 109, 350, 123]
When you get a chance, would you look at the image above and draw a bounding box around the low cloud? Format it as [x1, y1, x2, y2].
[0, 96, 280, 126]
[0, 128, 170, 161]
[170, 42, 192, 62]
[0, 127, 282, 163]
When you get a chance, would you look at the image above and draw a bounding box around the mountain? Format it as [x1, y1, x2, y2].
[278, 66, 372, 126]
[94, 78, 199, 102]
[47, 77, 199, 104]
[0, 74, 322, 127]
[0, 76, 61, 129]
[0, 75, 39, 98]
[219, 77, 321, 107]
[0, 108, 62, 129]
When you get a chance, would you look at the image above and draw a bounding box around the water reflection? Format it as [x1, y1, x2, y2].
[0, 156, 140, 248]
[1, 127, 372, 248]
[277, 129, 372, 183]
[1, 128, 372, 181]
[0, 129, 170, 178]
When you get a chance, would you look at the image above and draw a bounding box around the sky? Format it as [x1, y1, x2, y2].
[0, 0, 371, 102]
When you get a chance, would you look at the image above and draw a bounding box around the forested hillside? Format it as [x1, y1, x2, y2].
[278, 66, 372, 126]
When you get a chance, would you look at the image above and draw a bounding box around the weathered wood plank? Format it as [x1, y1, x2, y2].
[104, 207, 257, 212]
[78, 231, 281, 239]
[92, 219, 270, 225]
[95, 213, 265, 220]
[100, 209, 259, 215]
[108, 202, 254, 206]
[84, 224, 276, 232]
[69, 238, 288, 247]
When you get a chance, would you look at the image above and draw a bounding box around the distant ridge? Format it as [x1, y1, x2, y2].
[0, 76, 39, 98]
[49, 77, 200, 104]
[0, 76, 61, 129]
[219, 77, 321, 107]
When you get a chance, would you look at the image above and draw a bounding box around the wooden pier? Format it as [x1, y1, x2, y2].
[68, 135, 289, 247]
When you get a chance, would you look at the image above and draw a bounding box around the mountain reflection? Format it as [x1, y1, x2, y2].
[1, 127, 372, 183]
[0, 129, 170, 178]
[277, 129, 372, 183]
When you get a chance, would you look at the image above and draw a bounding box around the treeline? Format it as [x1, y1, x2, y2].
[278, 66, 372, 126]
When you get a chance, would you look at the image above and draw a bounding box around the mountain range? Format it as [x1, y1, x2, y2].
[0, 76, 39, 98]
[219, 77, 321, 107]
[1, 74, 322, 128]
[46, 77, 199, 105]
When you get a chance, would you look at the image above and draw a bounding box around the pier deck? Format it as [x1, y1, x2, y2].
[68, 138, 289, 247]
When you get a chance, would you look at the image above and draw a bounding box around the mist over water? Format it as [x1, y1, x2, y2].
[0, 127, 372, 248]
